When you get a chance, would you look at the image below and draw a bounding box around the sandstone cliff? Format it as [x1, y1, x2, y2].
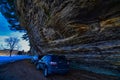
[15, 0, 120, 54]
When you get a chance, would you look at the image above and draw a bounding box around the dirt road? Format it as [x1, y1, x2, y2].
[0, 60, 119, 80]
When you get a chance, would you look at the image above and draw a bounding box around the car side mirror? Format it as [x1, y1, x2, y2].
[39, 59, 43, 62]
[38, 60, 41, 62]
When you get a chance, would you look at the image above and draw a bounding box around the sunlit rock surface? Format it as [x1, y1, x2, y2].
[15, 0, 120, 54]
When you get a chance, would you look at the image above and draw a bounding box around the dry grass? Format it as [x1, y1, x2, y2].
[0, 53, 9, 56]
[0, 50, 18, 56]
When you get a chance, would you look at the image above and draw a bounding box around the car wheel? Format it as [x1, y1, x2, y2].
[43, 67, 48, 77]
[36, 64, 40, 70]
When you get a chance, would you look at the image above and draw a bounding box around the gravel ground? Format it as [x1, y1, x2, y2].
[0, 60, 119, 80]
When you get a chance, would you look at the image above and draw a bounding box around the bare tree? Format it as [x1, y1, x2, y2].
[4, 37, 20, 56]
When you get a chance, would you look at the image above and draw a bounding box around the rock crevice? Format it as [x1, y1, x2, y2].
[15, 0, 120, 54]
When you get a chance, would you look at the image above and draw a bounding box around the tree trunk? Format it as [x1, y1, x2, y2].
[9, 50, 12, 57]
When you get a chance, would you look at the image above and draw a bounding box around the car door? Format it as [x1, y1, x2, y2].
[39, 56, 46, 69]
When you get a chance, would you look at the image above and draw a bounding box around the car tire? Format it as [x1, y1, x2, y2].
[36, 64, 40, 70]
[43, 67, 48, 77]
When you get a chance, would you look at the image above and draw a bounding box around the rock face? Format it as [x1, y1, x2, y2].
[15, 0, 120, 54]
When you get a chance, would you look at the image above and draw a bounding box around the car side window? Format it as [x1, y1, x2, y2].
[41, 56, 46, 61]
[46, 56, 51, 62]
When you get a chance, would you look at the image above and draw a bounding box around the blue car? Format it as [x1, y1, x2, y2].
[31, 55, 43, 65]
[36, 54, 69, 77]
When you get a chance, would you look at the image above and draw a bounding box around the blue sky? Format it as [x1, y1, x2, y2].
[0, 12, 12, 36]
[0, 12, 30, 51]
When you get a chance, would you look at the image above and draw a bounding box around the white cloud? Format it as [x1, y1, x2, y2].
[0, 32, 30, 52]
[19, 39, 30, 52]
[9, 31, 24, 37]
[0, 12, 30, 52]
[0, 36, 9, 44]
